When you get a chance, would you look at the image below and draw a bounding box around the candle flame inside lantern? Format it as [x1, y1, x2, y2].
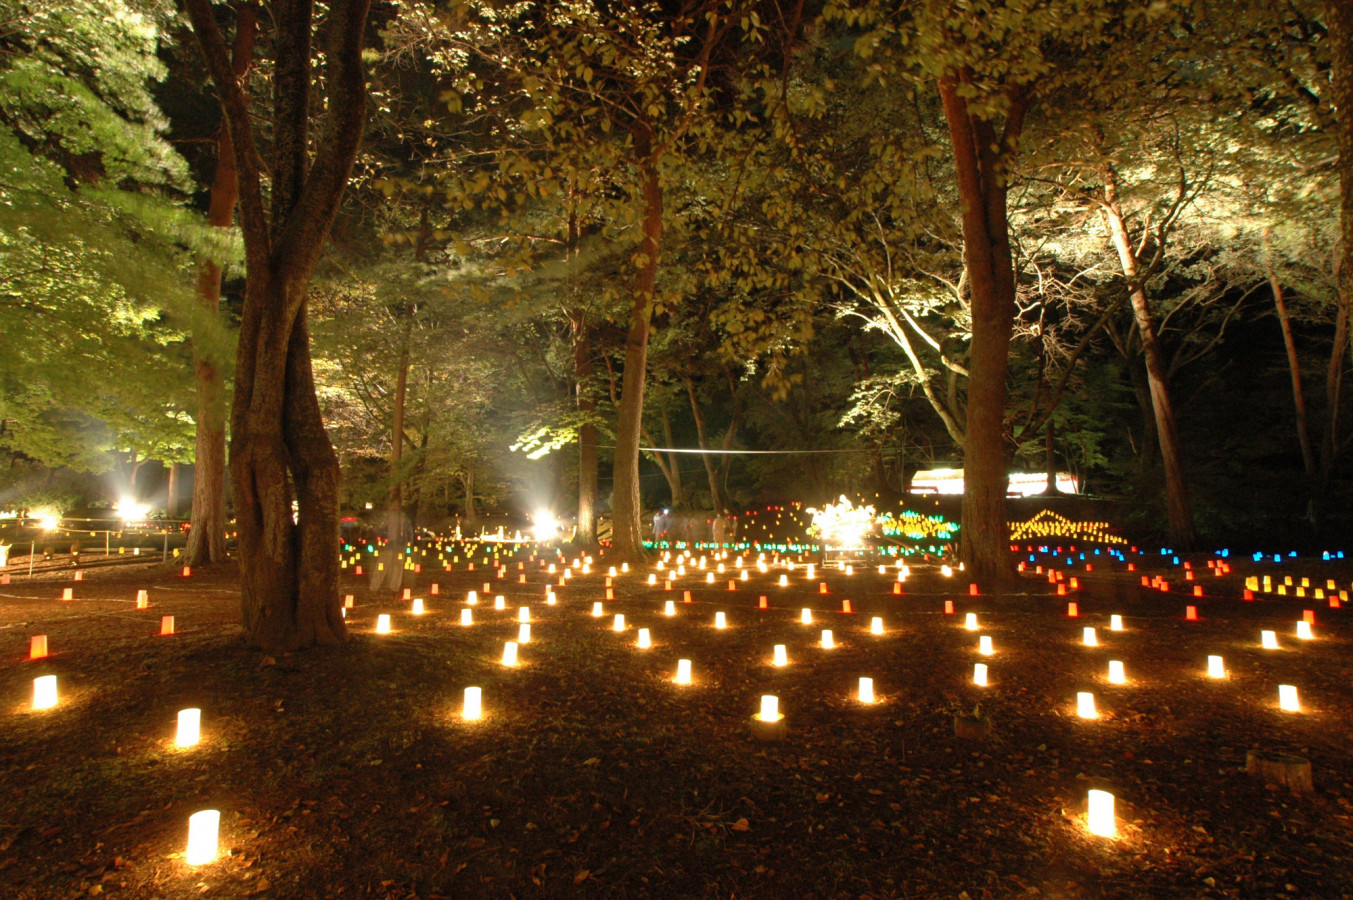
[1077, 691, 1098, 718]
[1110, 614, 1123, 631]
[821, 629, 835, 649]
[978, 635, 993, 655]
[779, 574, 788, 587]
[664, 600, 676, 616]
[462, 686, 482, 720]
[800, 608, 813, 625]
[870, 617, 884, 635]
[517, 606, 530, 623]
[494, 596, 505, 610]
[773, 644, 788, 667]
[637, 628, 651, 649]
[517, 623, 531, 643]
[502, 641, 519, 666]
[613, 614, 626, 632]
[1296, 620, 1313, 640]
[858, 677, 875, 703]
[964, 613, 978, 631]
[591, 602, 604, 617]
[1107, 660, 1125, 684]
[467, 591, 478, 605]
[1207, 655, 1225, 678]
[185, 810, 220, 865]
[176, 708, 201, 747]
[1261, 630, 1279, 650]
[32, 675, 57, 710]
[973, 663, 988, 686]
[674, 659, 692, 685]
[412, 598, 425, 615]
[376, 614, 391, 634]
[1087, 790, 1116, 837]
[1083, 626, 1097, 646]
[757, 695, 781, 722]
[460, 609, 473, 626]
[1278, 684, 1300, 711]
[715, 611, 727, 629]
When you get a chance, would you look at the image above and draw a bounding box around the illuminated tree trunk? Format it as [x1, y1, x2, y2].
[1100, 172, 1196, 549]
[185, 4, 255, 568]
[186, 0, 370, 651]
[938, 75, 1028, 589]
[372, 326, 411, 592]
[567, 208, 599, 548]
[609, 148, 662, 563]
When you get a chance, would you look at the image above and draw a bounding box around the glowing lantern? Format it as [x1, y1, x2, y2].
[494, 596, 506, 611]
[1076, 692, 1098, 718]
[403, 588, 412, 601]
[858, 677, 876, 703]
[800, 608, 813, 624]
[185, 810, 220, 865]
[518, 606, 530, 623]
[29, 635, 47, 660]
[32, 675, 57, 709]
[870, 617, 884, 635]
[1279, 684, 1300, 711]
[137, 590, 149, 609]
[460, 609, 473, 626]
[714, 611, 727, 629]
[674, 659, 692, 684]
[778, 574, 788, 587]
[964, 613, 978, 631]
[375, 614, 391, 634]
[1110, 615, 1123, 631]
[1067, 602, 1079, 617]
[462, 686, 482, 720]
[978, 635, 993, 656]
[517, 623, 531, 643]
[773, 644, 789, 667]
[664, 600, 676, 616]
[467, 591, 478, 605]
[411, 598, 425, 615]
[502, 641, 519, 666]
[757, 695, 781, 722]
[612, 613, 626, 632]
[820, 629, 835, 649]
[591, 602, 604, 617]
[1082, 626, 1097, 646]
[1107, 660, 1125, 684]
[637, 628, 651, 649]
[1261, 630, 1279, 650]
[1296, 620, 1313, 640]
[1207, 655, 1225, 678]
[176, 708, 201, 747]
[1086, 790, 1116, 837]
[648, 574, 657, 586]
[62, 587, 73, 601]
[973, 663, 988, 686]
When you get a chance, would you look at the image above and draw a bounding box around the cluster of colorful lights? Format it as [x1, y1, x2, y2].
[1009, 509, 1127, 545]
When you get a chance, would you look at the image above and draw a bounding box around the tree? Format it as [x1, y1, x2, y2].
[184, 0, 372, 651]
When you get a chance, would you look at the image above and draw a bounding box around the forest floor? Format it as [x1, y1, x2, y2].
[2, 535, 1353, 900]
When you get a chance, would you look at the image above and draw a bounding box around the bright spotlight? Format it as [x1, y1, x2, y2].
[531, 510, 560, 542]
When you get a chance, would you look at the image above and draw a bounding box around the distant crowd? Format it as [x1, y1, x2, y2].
[651, 509, 738, 545]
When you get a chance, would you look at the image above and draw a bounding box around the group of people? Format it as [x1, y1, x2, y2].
[651, 508, 738, 545]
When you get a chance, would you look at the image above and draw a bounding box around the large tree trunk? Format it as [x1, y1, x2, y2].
[609, 149, 662, 563]
[186, 0, 371, 651]
[574, 317, 599, 548]
[684, 376, 724, 511]
[661, 410, 684, 506]
[1101, 178, 1196, 549]
[167, 463, 183, 517]
[938, 75, 1028, 589]
[184, 3, 255, 568]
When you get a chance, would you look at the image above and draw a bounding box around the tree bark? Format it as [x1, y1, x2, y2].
[938, 75, 1027, 589]
[567, 208, 599, 549]
[372, 323, 411, 593]
[684, 375, 724, 512]
[185, 0, 371, 651]
[1267, 262, 1316, 476]
[184, 3, 255, 568]
[1100, 173, 1196, 549]
[608, 146, 662, 563]
[167, 462, 182, 517]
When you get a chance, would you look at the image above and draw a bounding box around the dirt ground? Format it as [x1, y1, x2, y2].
[2, 527, 1353, 899]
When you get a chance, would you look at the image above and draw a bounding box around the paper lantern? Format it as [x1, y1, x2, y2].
[344, 595, 354, 609]
[62, 587, 73, 601]
[460, 609, 473, 626]
[1067, 602, 1079, 617]
[494, 596, 506, 610]
[1107, 660, 1125, 684]
[185, 810, 220, 865]
[1086, 790, 1116, 837]
[462, 686, 482, 720]
[403, 588, 412, 600]
[800, 608, 813, 624]
[870, 617, 884, 635]
[1261, 630, 1278, 650]
[664, 600, 676, 616]
[160, 615, 176, 636]
[517, 623, 531, 643]
[1082, 626, 1097, 646]
[978, 635, 993, 656]
[820, 629, 835, 649]
[1207, 655, 1225, 678]
[518, 606, 530, 623]
[612, 613, 626, 632]
[176, 708, 201, 747]
[773, 644, 788, 667]
[29, 635, 47, 660]
[137, 590, 149, 609]
[1296, 620, 1313, 640]
[467, 591, 478, 605]
[32, 675, 57, 709]
[411, 598, 425, 615]
[1278, 684, 1299, 711]
[501, 641, 518, 666]
[674, 659, 692, 685]
[1110, 614, 1123, 631]
[858, 677, 875, 703]
[637, 628, 651, 649]
[1076, 692, 1098, 718]
[375, 614, 391, 634]
[964, 613, 978, 631]
[591, 602, 604, 617]
[779, 574, 788, 587]
[648, 574, 657, 586]
[973, 663, 988, 686]
[757, 695, 781, 722]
